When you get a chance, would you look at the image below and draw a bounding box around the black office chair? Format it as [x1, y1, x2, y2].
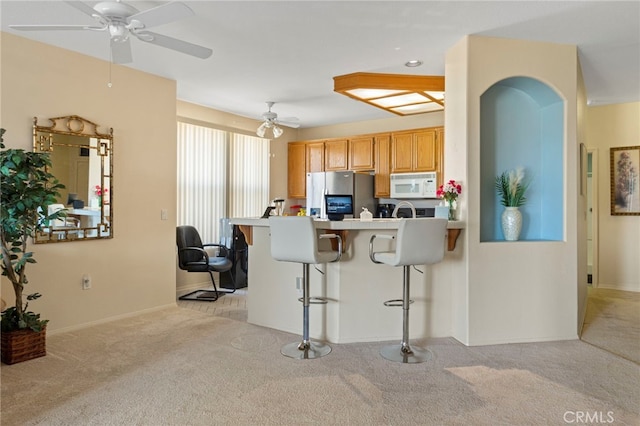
[176, 225, 236, 302]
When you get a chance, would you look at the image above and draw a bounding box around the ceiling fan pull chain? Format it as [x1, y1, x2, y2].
[107, 46, 113, 88]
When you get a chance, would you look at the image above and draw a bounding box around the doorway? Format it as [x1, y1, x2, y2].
[587, 149, 598, 287]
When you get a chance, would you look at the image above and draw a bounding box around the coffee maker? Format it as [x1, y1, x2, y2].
[376, 203, 395, 218]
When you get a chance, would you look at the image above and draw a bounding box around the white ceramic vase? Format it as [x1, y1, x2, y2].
[501, 206, 522, 241]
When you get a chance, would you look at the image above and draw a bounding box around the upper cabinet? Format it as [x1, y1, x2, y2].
[288, 126, 444, 198]
[288, 142, 307, 198]
[349, 137, 375, 171]
[374, 134, 391, 198]
[391, 129, 437, 173]
[324, 139, 348, 171]
[306, 141, 325, 173]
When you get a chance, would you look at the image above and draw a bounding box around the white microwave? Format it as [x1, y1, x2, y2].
[390, 172, 438, 199]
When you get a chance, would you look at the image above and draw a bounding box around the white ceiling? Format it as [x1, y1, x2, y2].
[2, 1, 639, 128]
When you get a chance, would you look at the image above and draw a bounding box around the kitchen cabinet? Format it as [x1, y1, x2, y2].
[374, 134, 391, 197]
[324, 139, 348, 171]
[391, 129, 437, 173]
[288, 126, 444, 199]
[306, 141, 325, 173]
[349, 137, 375, 171]
[287, 142, 307, 198]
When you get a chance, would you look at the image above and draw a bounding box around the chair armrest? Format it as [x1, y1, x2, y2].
[202, 243, 229, 257]
[178, 246, 209, 263]
[320, 233, 342, 262]
[369, 234, 394, 264]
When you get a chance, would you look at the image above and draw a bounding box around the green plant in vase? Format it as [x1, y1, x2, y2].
[495, 167, 530, 241]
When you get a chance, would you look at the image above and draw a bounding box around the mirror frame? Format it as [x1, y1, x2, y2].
[33, 115, 113, 243]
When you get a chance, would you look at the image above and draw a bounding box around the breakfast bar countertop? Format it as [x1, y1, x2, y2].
[230, 217, 465, 230]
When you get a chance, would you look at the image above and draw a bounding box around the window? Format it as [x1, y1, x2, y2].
[177, 122, 269, 243]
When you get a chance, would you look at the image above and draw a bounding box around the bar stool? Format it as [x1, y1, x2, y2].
[369, 218, 447, 363]
[269, 216, 342, 359]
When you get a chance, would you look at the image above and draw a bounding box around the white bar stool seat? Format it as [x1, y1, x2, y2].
[269, 216, 342, 359]
[369, 218, 447, 363]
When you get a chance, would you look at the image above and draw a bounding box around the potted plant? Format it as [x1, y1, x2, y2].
[495, 167, 530, 241]
[0, 128, 64, 364]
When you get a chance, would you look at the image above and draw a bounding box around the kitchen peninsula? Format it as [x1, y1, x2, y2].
[230, 217, 464, 344]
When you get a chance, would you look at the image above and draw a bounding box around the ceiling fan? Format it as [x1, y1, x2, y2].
[256, 102, 300, 138]
[9, 0, 212, 64]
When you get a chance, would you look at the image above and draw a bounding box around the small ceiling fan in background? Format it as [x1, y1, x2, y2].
[9, 0, 212, 64]
[256, 102, 300, 138]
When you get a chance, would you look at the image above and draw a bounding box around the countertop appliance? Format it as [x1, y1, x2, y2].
[390, 172, 438, 199]
[376, 203, 395, 218]
[394, 207, 435, 218]
[307, 171, 375, 219]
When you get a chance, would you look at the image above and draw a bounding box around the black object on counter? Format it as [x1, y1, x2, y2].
[376, 203, 395, 218]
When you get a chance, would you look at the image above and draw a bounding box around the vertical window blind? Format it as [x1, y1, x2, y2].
[177, 121, 269, 243]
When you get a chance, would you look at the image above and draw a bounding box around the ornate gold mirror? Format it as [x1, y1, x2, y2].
[33, 115, 113, 243]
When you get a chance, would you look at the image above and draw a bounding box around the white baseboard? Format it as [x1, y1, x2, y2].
[595, 283, 640, 292]
[48, 303, 178, 336]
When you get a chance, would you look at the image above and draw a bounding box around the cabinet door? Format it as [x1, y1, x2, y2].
[413, 129, 437, 171]
[349, 137, 374, 171]
[391, 132, 414, 173]
[324, 139, 348, 171]
[374, 134, 391, 197]
[435, 127, 444, 186]
[287, 143, 307, 198]
[306, 142, 325, 173]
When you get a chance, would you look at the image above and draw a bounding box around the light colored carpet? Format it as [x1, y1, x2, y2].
[1, 290, 639, 425]
[581, 287, 640, 364]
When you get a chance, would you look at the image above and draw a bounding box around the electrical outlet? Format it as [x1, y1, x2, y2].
[296, 277, 303, 295]
[161, 209, 168, 220]
[82, 274, 91, 290]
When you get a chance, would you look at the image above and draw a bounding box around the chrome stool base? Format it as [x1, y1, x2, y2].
[281, 341, 332, 359]
[380, 344, 432, 364]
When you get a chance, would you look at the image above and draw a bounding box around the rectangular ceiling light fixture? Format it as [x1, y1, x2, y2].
[333, 72, 445, 116]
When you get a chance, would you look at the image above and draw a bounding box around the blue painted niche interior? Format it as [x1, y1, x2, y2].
[480, 77, 564, 242]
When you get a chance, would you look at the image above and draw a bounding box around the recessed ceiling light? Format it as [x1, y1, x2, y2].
[405, 60, 423, 67]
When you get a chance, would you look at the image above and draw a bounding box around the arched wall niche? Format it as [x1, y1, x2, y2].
[480, 76, 564, 242]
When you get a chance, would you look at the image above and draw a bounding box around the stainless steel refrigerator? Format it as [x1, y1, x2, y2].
[306, 171, 375, 219]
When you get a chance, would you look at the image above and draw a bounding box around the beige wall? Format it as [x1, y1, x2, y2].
[586, 102, 640, 291]
[297, 111, 444, 141]
[1, 33, 178, 332]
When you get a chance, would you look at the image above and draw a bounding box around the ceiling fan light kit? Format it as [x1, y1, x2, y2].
[9, 0, 213, 64]
[333, 72, 445, 116]
[256, 102, 299, 139]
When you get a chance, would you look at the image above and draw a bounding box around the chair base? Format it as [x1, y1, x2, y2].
[380, 343, 432, 364]
[281, 341, 332, 359]
[178, 289, 230, 302]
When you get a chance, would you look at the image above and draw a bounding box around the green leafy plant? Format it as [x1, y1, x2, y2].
[495, 167, 530, 207]
[1, 128, 65, 332]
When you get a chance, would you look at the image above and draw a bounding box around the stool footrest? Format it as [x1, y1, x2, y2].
[298, 296, 329, 305]
[383, 299, 413, 307]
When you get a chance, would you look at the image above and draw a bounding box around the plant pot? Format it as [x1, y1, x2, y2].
[1, 327, 46, 365]
[501, 207, 522, 241]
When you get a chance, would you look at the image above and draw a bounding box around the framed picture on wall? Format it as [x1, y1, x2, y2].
[610, 145, 640, 215]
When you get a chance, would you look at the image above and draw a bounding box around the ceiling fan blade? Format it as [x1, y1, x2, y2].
[128, 2, 194, 29]
[65, 1, 105, 20]
[9, 24, 102, 31]
[135, 31, 212, 59]
[277, 120, 301, 129]
[111, 39, 133, 64]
